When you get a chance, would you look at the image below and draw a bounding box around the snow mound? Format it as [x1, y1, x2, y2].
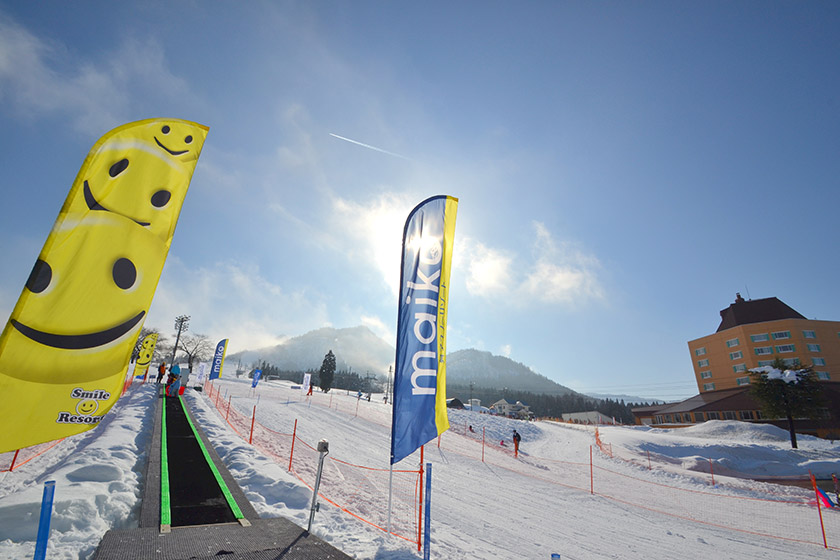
[676, 420, 808, 444]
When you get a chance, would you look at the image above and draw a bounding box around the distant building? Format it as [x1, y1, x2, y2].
[632, 294, 840, 438]
[687, 294, 840, 392]
[446, 398, 465, 409]
[490, 399, 533, 419]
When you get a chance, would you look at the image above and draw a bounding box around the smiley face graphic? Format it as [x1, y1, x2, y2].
[0, 213, 166, 383]
[76, 399, 99, 416]
[67, 119, 208, 242]
[136, 333, 158, 369]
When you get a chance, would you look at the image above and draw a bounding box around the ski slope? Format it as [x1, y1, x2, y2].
[1, 376, 839, 559]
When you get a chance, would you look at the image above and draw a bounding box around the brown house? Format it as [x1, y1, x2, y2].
[632, 295, 840, 438]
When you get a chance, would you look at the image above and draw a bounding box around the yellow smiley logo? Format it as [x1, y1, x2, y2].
[76, 399, 99, 416]
[136, 333, 158, 368]
[67, 120, 208, 242]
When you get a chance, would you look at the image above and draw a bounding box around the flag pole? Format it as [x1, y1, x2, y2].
[387, 462, 394, 534]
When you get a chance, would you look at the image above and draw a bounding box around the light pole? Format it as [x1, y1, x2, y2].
[170, 315, 190, 370]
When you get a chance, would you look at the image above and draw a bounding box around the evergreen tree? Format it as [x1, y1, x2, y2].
[749, 357, 824, 449]
[319, 350, 336, 393]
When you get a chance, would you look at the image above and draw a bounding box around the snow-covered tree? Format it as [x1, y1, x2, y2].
[748, 357, 824, 449]
[319, 350, 337, 393]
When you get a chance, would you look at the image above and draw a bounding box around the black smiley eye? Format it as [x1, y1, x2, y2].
[161, 125, 170, 134]
[26, 259, 52, 293]
[184, 135, 193, 144]
[151, 190, 171, 208]
[109, 158, 129, 177]
[112, 258, 136, 290]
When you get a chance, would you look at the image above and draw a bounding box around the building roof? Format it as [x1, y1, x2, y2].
[716, 294, 806, 332]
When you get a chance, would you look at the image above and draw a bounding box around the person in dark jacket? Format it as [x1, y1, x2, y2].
[512, 429, 522, 457]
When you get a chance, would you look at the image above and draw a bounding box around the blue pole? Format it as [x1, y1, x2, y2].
[33, 480, 56, 560]
[423, 463, 432, 560]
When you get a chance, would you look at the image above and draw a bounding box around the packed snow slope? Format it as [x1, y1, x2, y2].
[1, 377, 839, 559]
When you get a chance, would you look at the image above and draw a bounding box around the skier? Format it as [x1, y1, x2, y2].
[512, 429, 522, 458]
[156, 362, 166, 384]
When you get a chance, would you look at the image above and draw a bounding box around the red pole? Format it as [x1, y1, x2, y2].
[709, 458, 715, 486]
[418, 445, 424, 551]
[288, 419, 297, 471]
[9, 449, 20, 472]
[437, 435, 441, 448]
[481, 427, 485, 462]
[590, 446, 594, 495]
[811, 471, 828, 548]
[249, 405, 256, 444]
[226, 395, 232, 423]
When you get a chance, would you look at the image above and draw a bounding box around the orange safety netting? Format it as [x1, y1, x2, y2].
[203, 382, 423, 546]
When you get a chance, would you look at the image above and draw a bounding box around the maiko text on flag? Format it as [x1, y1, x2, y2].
[390, 195, 458, 465]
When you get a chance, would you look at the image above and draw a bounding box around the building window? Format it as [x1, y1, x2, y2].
[817, 371, 830, 380]
[755, 410, 764, 419]
[758, 360, 774, 367]
[740, 411, 754, 420]
[700, 370, 712, 379]
[726, 338, 740, 348]
[813, 358, 826, 366]
[665, 414, 674, 423]
[776, 344, 795, 353]
[707, 411, 720, 420]
[807, 343, 821, 352]
[695, 347, 706, 356]
[736, 376, 750, 385]
[729, 351, 743, 360]
[724, 411, 736, 420]
[694, 412, 705, 422]
[655, 415, 664, 424]
[751, 333, 769, 342]
[772, 331, 791, 340]
[698, 359, 709, 368]
[703, 383, 715, 391]
[782, 358, 800, 367]
[733, 364, 746, 373]
[803, 330, 816, 339]
[755, 346, 774, 355]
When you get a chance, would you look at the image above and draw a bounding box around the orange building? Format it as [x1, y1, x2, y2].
[687, 294, 840, 393]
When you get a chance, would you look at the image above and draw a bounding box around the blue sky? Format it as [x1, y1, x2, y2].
[1, 2, 838, 401]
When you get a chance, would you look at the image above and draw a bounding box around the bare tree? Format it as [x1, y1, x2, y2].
[177, 333, 214, 372]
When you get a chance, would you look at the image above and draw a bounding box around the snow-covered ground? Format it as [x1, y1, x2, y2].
[2, 376, 840, 559]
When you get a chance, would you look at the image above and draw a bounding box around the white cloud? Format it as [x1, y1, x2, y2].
[500, 344, 512, 357]
[0, 15, 195, 135]
[146, 258, 329, 354]
[460, 222, 603, 307]
[331, 192, 417, 294]
[360, 314, 394, 344]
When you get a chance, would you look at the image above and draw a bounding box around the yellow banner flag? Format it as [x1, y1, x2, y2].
[134, 332, 160, 380]
[0, 119, 208, 453]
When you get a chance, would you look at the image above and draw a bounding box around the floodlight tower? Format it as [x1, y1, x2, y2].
[170, 314, 190, 369]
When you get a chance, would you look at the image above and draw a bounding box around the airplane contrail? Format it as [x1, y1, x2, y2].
[329, 133, 410, 160]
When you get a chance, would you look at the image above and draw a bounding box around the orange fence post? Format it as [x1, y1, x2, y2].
[288, 419, 298, 472]
[811, 472, 828, 548]
[249, 405, 256, 444]
[9, 449, 20, 472]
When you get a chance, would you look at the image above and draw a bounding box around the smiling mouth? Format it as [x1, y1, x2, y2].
[11, 311, 145, 350]
[84, 181, 151, 227]
[154, 137, 188, 156]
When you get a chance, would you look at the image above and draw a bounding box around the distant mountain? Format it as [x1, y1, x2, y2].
[585, 393, 664, 405]
[226, 327, 583, 399]
[446, 349, 578, 396]
[226, 326, 393, 375]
